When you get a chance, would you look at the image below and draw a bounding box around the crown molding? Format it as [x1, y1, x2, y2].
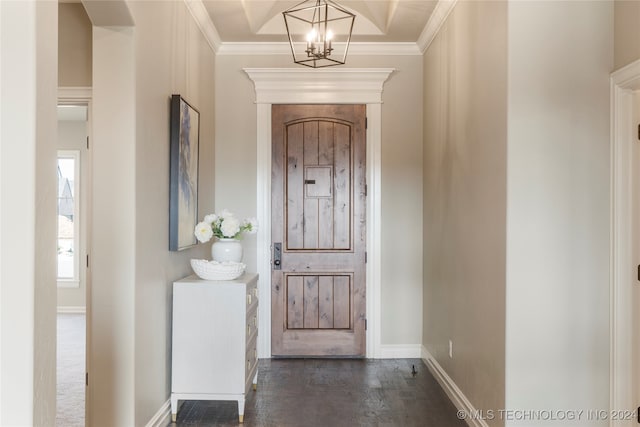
[350, 42, 421, 56]
[243, 68, 394, 104]
[187, 0, 452, 57]
[218, 42, 288, 56]
[58, 87, 92, 102]
[218, 42, 421, 56]
[183, 0, 221, 53]
[417, 0, 458, 53]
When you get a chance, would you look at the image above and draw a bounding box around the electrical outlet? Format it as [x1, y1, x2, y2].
[449, 340, 453, 358]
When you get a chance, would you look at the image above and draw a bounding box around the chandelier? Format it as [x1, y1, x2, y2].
[283, 0, 356, 68]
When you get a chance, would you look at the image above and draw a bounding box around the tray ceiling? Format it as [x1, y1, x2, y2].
[201, 0, 439, 43]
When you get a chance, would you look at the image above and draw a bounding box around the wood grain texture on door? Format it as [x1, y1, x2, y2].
[272, 104, 366, 357]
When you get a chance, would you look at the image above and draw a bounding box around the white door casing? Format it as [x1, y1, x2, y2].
[57, 86, 92, 426]
[244, 68, 394, 359]
[610, 58, 640, 425]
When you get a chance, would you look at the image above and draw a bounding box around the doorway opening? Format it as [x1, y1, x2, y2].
[244, 67, 393, 359]
[56, 102, 90, 427]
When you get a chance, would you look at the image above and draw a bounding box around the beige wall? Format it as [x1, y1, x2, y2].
[215, 54, 424, 347]
[614, 0, 640, 70]
[423, 1, 612, 422]
[87, 1, 215, 424]
[378, 58, 424, 346]
[506, 1, 611, 422]
[130, 2, 215, 425]
[422, 1, 507, 423]
[91, 24, 136, 426]
[59, 3, 92, 87]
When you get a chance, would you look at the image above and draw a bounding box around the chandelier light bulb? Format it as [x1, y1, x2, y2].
[307, 28, 317, 42]
[326, 29, 333, 50]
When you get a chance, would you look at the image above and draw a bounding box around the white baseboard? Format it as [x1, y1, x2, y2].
[377, 344, 422, 358]
[145, 399, 171, 427]
[57, 306, 86, 314]
[421, 345, 488, 427]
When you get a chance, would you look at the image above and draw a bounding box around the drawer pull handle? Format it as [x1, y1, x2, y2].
[247, 294, 252, 305]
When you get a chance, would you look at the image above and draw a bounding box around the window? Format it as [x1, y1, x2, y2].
[57, 150, 80, 286]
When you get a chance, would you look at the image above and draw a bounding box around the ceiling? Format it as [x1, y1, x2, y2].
[201, 0, 439, 44]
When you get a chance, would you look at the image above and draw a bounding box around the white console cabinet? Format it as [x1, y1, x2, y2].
[171, 273, 259, 423]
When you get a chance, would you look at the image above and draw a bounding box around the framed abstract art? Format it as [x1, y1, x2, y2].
[169, 94, 200, 251]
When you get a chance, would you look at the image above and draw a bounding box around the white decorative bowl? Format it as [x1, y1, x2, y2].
[190, 259, 246, 281]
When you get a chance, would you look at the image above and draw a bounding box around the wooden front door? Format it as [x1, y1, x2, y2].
[271, 104, 366, 357]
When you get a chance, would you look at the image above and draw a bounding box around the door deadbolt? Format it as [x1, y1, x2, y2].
[273, 243, 282, 270]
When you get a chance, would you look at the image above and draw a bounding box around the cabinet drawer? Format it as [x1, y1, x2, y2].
[246, 307, 258, 344]
[245, 336, 258, 381]
[246, 281, 258, 310]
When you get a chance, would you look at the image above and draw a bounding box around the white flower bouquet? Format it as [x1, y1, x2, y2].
[194, 209, 258, 243]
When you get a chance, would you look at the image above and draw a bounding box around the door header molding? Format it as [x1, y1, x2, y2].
[243, 68, 394, 104]
[58, 86, 92, 104]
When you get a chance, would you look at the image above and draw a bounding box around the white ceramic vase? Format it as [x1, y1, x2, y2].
[211, 238, 243, 263]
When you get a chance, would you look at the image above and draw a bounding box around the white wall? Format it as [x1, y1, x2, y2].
[33, 3, 60, 423]
[505, 1, 611, 424]
[1, 1, 58, 425]
[215, 54, 424, 348]
[1, 3, 37, 424]
[422, 1, 508, 423]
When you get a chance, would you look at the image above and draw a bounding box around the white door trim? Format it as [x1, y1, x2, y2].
[58, 87, 92, 102]
[58, 86, 93, 426]
[610, 58, 640, 425]
[244, 68, 394, 359]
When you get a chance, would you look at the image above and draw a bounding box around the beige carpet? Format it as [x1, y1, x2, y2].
[57, 313, 85, 427]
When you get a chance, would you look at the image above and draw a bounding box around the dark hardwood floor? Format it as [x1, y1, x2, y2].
[171, 358, 466, 427]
